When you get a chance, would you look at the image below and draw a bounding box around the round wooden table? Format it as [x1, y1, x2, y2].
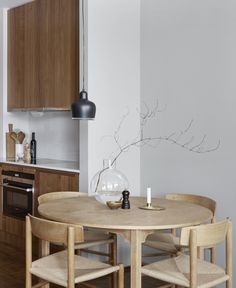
[38, 196, 213, 288]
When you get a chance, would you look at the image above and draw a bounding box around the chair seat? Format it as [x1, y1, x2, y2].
[144, 232, 180, 253]
[30, 250, 120, 287]
[141, 254, 229, 288]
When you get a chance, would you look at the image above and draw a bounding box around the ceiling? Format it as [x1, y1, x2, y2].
[0, 0, 33, 8]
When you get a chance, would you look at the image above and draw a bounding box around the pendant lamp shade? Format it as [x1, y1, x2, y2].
[72, 90, 96, 120]
[71, 0, 96, 120]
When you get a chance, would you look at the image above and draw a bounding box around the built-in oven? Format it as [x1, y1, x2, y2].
[2, 170, 34, 220]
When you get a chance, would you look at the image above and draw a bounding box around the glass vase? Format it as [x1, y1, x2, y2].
[90, 159, 129, 204]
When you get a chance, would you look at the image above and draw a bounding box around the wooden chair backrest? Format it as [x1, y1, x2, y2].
[26, 214, 84, 244]
[166, 193, 216, 219]
[180, 219, 232, 288]
[166, 193, 217, 263]
[38, 191, 88, 205]
[180, 219, 229, 247]
[26, 214, 83, 287]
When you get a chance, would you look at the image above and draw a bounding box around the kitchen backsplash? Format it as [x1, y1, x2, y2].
[29, 111, 79, 161]
[2, 111, 79, 162]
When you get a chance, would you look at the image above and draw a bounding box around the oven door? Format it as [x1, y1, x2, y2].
[3, 180, 33, 220]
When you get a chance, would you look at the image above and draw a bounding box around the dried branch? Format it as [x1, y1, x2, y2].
[93, 102, 220, 193]
[110, 102, 220, 163]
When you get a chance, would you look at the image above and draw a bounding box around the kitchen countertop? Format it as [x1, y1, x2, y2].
[0, 158, 80, 173]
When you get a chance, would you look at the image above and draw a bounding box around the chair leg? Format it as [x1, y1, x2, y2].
[109, 234, 118, 288]
[211, 246, 216, 263]
[197, 247, 204, 260]
[227, 278, 233, 288]
[118, 264, 124, 288]
[25, 272, 31, 288]
[110, 234, 118, 266]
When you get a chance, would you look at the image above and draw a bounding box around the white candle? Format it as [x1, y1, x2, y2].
[147, 187, 151, 205]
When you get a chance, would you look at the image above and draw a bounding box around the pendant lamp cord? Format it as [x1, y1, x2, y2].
[82, 0, 85, 91]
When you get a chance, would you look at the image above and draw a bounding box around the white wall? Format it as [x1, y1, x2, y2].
[87, 0, 141, 194]
[87, 0, 141, 264]
[141, 0, 235, 274]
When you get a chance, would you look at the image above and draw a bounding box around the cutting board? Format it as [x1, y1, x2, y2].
[6, 125, 15, 160]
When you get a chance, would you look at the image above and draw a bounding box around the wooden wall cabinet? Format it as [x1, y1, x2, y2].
[8, 0, 79, 111]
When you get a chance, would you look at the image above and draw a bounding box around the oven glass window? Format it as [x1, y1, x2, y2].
[7, 191, 28, 209]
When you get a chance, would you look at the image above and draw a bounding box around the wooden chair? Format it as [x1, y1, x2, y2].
[141, 219, 232, 288]
[38, 192, 118, 286]
[26, 214, 124, 288]
[143, 193, 217, 263]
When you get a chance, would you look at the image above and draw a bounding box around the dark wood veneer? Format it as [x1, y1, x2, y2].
[8, 0, 79, 111]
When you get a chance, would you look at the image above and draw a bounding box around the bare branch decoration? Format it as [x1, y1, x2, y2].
[93, 102, 220, 193]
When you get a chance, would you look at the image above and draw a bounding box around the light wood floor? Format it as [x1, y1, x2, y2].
[0, 241, 165, 288]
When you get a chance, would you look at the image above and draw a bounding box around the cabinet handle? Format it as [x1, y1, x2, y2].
[2, 183, 33, 192]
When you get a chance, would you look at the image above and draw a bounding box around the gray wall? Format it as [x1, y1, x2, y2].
[141, 0, 235, 274]
[87, 0, 141, 265]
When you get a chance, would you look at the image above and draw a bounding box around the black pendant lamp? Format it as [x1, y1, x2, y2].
[71, 0, 96, 120]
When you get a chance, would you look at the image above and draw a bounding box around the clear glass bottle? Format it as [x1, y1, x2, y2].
[90, 159, 129, 204]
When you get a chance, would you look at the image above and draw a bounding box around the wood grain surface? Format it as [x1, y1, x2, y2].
[7, 0, 79, 110]
[6, 132, 15, 160]
[38, 196, 213, 230]
[38, 196, 213, 288]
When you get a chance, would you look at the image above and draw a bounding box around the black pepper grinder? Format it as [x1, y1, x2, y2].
[121, 190, 130, 209]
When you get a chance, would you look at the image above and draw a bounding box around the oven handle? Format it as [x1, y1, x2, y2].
[2, 183, 33, 192]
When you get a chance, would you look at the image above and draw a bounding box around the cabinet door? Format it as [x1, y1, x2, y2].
[37, 170, 79, 195]
[7, 0, 79, 111]
[8, 2, 40, 110]
[37, 0, 79, 109]
[2, 215, 25, 238]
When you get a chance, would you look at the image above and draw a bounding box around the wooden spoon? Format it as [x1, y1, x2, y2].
[17, 131, 25, 144]
[10, 132, 19, 144]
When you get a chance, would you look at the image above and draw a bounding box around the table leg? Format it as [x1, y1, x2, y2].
[108, 229, 153, 288]
[130, 230, 142, 288]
